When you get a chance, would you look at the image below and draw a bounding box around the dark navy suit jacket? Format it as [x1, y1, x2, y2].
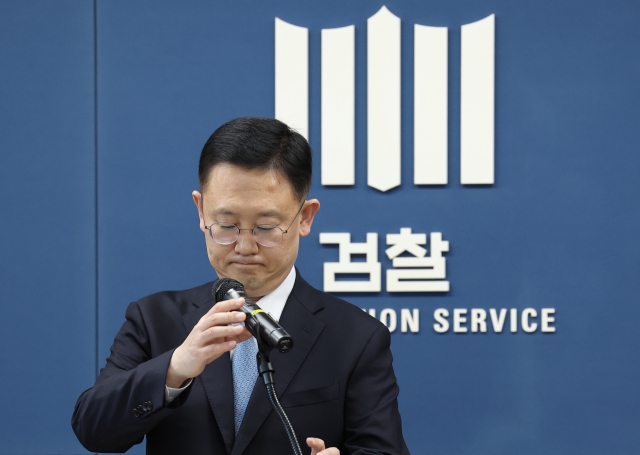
[72, 272, 410, 455]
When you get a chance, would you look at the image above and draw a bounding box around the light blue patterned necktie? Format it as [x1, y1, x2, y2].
[232, 338, 258, 435]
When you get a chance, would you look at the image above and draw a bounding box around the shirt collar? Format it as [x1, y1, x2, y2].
[255, 266, 296, 322]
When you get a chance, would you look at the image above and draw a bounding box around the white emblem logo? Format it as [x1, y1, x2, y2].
[274, 6, 496, 191]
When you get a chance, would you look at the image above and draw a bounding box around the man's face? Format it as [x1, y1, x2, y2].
[193, 164, 319, 300]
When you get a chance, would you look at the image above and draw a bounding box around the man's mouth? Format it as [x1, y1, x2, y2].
[231, 261, 261, 266]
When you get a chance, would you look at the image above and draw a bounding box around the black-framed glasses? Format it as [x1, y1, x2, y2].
[204, 201, 306, 248]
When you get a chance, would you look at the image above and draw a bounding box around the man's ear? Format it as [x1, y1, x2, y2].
[192, 190, 206, 232]
[299, 199, 320, 237]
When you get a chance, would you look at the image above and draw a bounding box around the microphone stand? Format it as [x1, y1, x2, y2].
[254, 321, 303, 455]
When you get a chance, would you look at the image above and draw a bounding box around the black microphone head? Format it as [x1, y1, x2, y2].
[212, 278, 245, 302]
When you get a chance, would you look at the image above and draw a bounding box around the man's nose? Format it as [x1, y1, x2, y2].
[235, 229, 259, 254]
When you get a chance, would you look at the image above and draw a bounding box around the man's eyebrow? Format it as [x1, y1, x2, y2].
[210, 208, 282, 218]
[211, 208, 237, 216]
[256, 210, 282, 218]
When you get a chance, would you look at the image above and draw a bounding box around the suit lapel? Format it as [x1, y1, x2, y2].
[183, 286, 236, 455]
[231, 274, 325, 455]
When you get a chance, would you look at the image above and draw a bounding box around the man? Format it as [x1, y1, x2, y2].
[72, 117, 410, 455]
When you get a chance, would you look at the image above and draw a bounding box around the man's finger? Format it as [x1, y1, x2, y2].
[200, 324, 245, 342]
[228, 329, 253, 344]
[307, 437, 323, 455]
[197, 302, 246, 330]
[196, 314, 239, 332]
[209, 297, 245, 314]
[306, 438, 339, 455]
[206, 309, 246, 327]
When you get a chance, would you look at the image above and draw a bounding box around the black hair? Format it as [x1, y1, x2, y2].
[198, 117, 312, 201]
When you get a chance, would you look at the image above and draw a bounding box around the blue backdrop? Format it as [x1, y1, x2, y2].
[1, 0, 639, 454]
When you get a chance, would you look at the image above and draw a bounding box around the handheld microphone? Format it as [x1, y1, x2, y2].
[212, 278, 294, 354]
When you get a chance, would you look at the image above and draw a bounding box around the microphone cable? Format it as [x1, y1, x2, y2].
[264, 381, 303, 455]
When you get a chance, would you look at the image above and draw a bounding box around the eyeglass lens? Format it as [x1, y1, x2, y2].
[209, 224, 283, 247]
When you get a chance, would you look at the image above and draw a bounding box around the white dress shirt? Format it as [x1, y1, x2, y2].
[165, 267, 296, 403]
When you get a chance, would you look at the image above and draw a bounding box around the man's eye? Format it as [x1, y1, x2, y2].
[218, 224, 237, 231]
[255, 225, 276, 232]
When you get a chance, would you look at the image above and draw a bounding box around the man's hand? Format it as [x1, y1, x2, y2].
[166, 297, 252, 388]
[307, 437, 339, 455]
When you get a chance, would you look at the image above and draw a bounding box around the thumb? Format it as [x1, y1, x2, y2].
[307, 437, 324, 455]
